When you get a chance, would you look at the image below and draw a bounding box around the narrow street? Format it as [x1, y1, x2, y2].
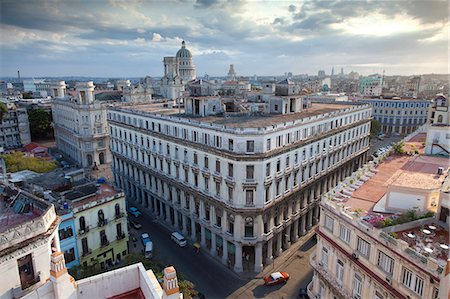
[128, 200, 316, 298]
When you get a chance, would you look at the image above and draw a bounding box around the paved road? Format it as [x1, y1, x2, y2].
[127, 201, 316, 298]
[128, 203, 245, 298]
[369, 136, 403, 156]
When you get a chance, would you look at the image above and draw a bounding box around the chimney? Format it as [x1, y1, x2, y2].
[162, 266, 181, 299]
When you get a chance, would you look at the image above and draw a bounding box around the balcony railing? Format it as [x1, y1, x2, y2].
[78, 226, 90, 236]
[98, 219, 109, 227]
[116, 233, 126, 240]
[101, 240, 110, 247]
[115, 212, 125, 220]
[82, 249, 92, 257]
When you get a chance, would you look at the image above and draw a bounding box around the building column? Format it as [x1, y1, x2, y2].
[292, 219, 299, 242]
[174, 210, 179, 228]
[222, 240, 228, 265]
[313, 205, 320, 225]
[284, 225, 291, 249]
[234, 243, 243, 273]
[210, 233, 217, 256]
[307, 210, 313, 230]
[275, 233, 282, 256]
[200, 226, 206, 247]
[266, 239, 273, 265]
[254, 243, 263, 273]
[165, 204, 171, 224]
[159, 200, 164, 219]
[191, 219, 196, 240]
[300, 216, 306, 235]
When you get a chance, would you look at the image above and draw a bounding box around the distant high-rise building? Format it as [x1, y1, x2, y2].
[318, 70, 325, 78]
[331, 67, 334, 76]
[340, 67, 344, 76]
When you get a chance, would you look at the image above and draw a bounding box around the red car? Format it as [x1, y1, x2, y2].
[263, 272, 290, 286]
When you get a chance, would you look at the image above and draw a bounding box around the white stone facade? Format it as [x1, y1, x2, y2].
[52, 81, 111, 168]
[108, 101, 372, 273]
[176, 41, 195, 82]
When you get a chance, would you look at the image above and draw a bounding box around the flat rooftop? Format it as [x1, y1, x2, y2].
[66, 183, 120, 209]
[115, 102, 362, 128]
[0, 186, 50, 233]
[342, 154, 449, 213]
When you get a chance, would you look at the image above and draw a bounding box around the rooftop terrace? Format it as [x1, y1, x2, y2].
[112, 102, 367, 129]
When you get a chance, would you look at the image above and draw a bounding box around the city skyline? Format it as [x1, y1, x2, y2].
[0, 0, 448, 78]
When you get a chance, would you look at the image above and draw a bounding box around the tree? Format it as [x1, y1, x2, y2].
[0, 103, 7, 122]
[28, 109, 53, 138]
[392, 141, 405, 154]
[0, 152, 58, 173]
[370, 119, 382, 137]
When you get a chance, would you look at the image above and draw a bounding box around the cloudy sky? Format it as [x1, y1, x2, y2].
[0, 0, 448, 78]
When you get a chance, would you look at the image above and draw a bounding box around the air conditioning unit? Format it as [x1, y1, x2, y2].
[352, 252, 359, 260]
[386, 275, 393, 285]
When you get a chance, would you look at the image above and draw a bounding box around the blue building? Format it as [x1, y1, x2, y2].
[58, 211, 80, 268]
[358, 98, 431, 135]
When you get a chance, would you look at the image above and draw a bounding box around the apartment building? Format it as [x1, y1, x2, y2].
[308, 137, 449, 298]
[108, 81, 372, 273]
[0, 102, 31, 150]
[52, 81, 111, 168]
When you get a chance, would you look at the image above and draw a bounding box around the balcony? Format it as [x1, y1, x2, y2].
[116, 233, 126, 240]
[310, 254, 352, 298]
[78, 226, 90, 236]
[82, 249, 92, 257]
[101, 240, 110, 248]
[115, 212, 125, 220]
[98, 219, 109, 227]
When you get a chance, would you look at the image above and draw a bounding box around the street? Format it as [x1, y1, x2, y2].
[369, 135, 403, 156]
[128, 200, 316, 298]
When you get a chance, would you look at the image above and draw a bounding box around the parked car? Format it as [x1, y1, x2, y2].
[263, 272, 290, 286]
[141, 233, 151, 246]
[128, 207, 141, 217]
[130, 221, 142, 229]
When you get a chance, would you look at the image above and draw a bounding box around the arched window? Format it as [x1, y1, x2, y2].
[98, 210, 105, 226]
[245, 217, 254, 237]
[115, 204, 120, 217]
[79, 216, 86, 231]
[228, 214, 234, 235]
[437, 115, 443, 123]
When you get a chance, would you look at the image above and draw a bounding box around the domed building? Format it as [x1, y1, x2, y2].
[176, 41, 196, 82]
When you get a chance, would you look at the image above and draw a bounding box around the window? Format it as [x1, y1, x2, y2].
[215, 160, 220, 173]
[374, 291, 384, 299]
[228, 139, 234, 151]
[352, 273, 362, 299]
[266, 163, 271, 177]
[215, 181, 221, 196]
[266, 138, 271, 151]
[339, 225, 351, 243]
[377, 251, 394, 274]
[401, 267, 424, 296]
[204, 156, 209, 169]
[228, 163, 233, 177]
[324, 215, 334, 232]
[321, 247, 328, 267]
[336, 259, 344, 285]
[64, 248, 76, 263]
[357, 237, 370, 258]
[246, 165, 254, 180]
[265, 186, 271, 203]
[204, 177, 209, 191]
[228, 215, 234, 235]
[227, 186, 233, 202]
[245, 190, 254, 206]
[246, 140, 254, 152]
[244, 217, 254, 237]
[193, 153, 198, 165]
[59, 227, 74, 240]
[276, 159, 281, 172]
